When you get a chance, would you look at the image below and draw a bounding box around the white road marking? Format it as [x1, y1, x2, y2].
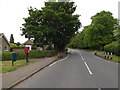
[49, 62, 56, 67]
[94, 56, 111, 62]
[81, 56, 84, 61]
[80, 54, 84, 61]
[80, 54, 93, 75]
[84, 61, 93, 75]
[49, 55, 70, 67]
[57, 55, 70, 63]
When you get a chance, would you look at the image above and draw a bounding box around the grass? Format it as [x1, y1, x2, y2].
[0, 59, 37, 74]
[78, 49, 120, 63]
[95, 51, 120, 63]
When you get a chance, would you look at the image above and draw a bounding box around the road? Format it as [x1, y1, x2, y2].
[15, 49, 119, 89]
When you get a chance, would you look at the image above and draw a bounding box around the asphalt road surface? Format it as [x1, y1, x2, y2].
[15, 49, 119, 89]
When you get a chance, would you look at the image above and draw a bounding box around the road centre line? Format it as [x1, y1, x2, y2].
[80, 54, 84, 61]
[80, 54, 93, 75]
[84, 61, 93, 75]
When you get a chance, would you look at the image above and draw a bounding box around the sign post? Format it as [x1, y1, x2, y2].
[24, 47, 30, 63]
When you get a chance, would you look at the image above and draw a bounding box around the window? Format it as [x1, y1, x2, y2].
[4, 45, 8, 51]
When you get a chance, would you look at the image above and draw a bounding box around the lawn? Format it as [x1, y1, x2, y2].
[95, 51, 120, 63]
[78, 49, 120, 63]
[0, 59, 37, 74]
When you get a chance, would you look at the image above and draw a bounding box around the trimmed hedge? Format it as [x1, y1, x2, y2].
[10, 46, 25, 52]
[104, 43, 120, 56]
[2, 50, 56, 61]
[29, 50, 46, 58]
[2, 52, 12, 60]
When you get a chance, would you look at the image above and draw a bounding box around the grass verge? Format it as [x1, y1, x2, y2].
[78, 49, 120, 63]
[0, 60, 37, 74]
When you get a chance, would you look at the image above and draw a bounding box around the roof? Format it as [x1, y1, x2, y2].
[23, 39, 33, 45]
[0, 33, 10, 46]
[0, 33, 4, 38]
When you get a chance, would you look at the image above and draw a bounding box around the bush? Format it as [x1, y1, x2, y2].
[46, 45, 54, 50]
[45, 50, 57, 57]
[10, 46, 25, 52]
[2, 50, 57, 61]
[2, 52, 12, 60]
[29, 50, 46, 58]
[104, 43, 120, 56]
[17, 51, 26, 60]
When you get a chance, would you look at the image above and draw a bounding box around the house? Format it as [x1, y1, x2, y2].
[0, 33, 10, 52]
[22, 39, 33, 50]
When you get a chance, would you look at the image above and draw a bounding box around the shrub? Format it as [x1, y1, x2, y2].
[46, 45, 54, 50]
[2, 52, 12, 60]
[104, 43, 120, 56]
[17, 51, 26, 60]
[29, 50, 46, 58]
[2, 50, 57, 61]
[10, 46, 25, 52]
[45, 50, 57, 57]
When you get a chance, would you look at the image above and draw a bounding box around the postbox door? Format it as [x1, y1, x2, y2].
[24, 47, 29, 54]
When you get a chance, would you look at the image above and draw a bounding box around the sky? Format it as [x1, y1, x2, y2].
[0, 0, 119, 43]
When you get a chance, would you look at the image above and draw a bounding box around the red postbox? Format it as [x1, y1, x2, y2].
[24, 47, 30, 54]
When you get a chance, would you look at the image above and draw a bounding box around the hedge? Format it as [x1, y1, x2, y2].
[104, 43, 120, 56]
[10, 46, 25, 52]
[2, 50, 57, 61]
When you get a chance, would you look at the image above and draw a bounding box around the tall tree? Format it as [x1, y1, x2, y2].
[10, 34, 14, 43]
[90, 11, 117, 49]
[21, 2, 81, 51]
[16, 42, 21, 46]
[114, 24, 120, 43]
[69, 11, 118, 50]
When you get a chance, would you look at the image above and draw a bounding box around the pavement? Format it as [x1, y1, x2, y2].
[2, 56, 59, 89]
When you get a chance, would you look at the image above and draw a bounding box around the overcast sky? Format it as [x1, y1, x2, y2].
[0, 0, 119, 43]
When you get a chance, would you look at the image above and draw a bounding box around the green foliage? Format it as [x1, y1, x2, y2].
[1, 60, 36, 73]
[2, 50, 57, 61]
[46, 50, 57, 57]
[104, 42, 120, 56]
[16, 51, 26, 59]
[69, 11, 118, 50]
[21, 2, 81, 52]
[10, 46, 25, 49]
[2, 52, 12, 60]
[46, 45, 54, 50]
[32, 44, 37, 50]
[10, 34, 14, 43]
[29, 50, 46, 58]
[10, 46, 25, 52]
[16, 42, 21, 46]
[10, 43, 16, 47]
[114, 25, 120, 43]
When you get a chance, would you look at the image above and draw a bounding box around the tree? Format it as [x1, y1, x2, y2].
[69, 11, 118, 50]
[16, 42, 21, 46]
[21, 2, 81, 51]
[10, 34, 14, 43]
[89, 11, 117, 49]
[114, 19, 120, 43]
